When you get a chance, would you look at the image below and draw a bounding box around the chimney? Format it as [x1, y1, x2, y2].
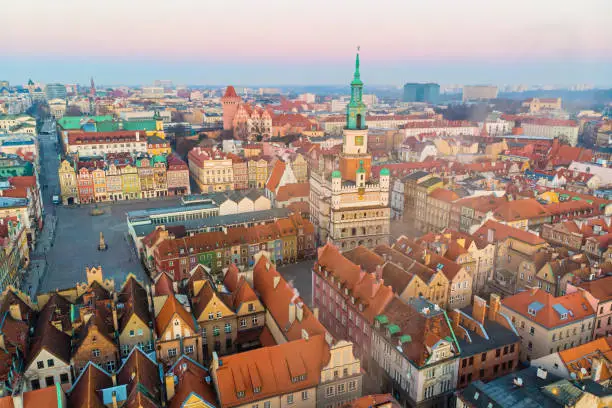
[296, 303, 304, 322]
[8, 304, 22, 321]
[165, 373, 176, 401]
[12, 393, 23, 408]
[288, 303, 296, 324]
[472, 296, 487, 325]
[487, 228, 495, 244]
[111, 391, 118, 408]
[488, 293, 501, 322]
[273, 276, 281, 289]
[312, 307, 319, 320]
[536, 367, 548, 380]
[111, 306, 119, 332]
[135, 131, 140, 141]
[111, 372, 117, 386]
[592, 358, 603, 382]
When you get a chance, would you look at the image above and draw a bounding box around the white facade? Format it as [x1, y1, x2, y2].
[24, 349, 72, 391]
[403, 124, 479, 138]
[521, 123, 579, 146]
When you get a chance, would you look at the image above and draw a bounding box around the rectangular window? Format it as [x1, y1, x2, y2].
[92, 349, 100, 357]
[301, 391, 308, 400]
[60, 373, 69, 384]
[185, 345, 194, 354]
[287, 394, 294, 405]
[168, 348, 177, 357]
[37, 361, 44, 369]
[45, 376, 54, 387]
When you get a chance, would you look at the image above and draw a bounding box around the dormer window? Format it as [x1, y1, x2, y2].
[253, 386, 261, 394]
[237, 391, 245, 398]
[561, 313, 567, 320]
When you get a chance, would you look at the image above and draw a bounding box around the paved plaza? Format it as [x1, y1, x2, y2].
[277, 259, 315, 306]
[33, 119, 184, 293]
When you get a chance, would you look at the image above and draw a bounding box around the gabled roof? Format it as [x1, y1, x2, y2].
[265, 160, 286, 192]
[577, 275, 612, 302]
[253, 255, 326, 341]
[214, 334, 329, 407]
[168, 356, 217, 408]
[275, 183, 309, 202]
[117, 347, 161, 401]
[473, 220, 546, 246]
[154, 272, 175, 297]
[191, 280, 233, 321]
[493, 198, 550, 221]
[155, 294, 196, 335]
[343, 246, 384, 274]
[502, 288, 595, 329]
[73, 306, 117, 354]
[118, 276, 151, 333]
[68, 362, 113, 408]
[316, 243, 395, 323]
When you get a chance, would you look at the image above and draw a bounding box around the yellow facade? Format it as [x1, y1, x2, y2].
[118, 314, 153, 357]
[58, 160, 78, 204]
[121, 164, 141, 199]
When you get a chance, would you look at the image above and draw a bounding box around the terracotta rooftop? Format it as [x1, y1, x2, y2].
[473, 220, 546, 246]
[253, 255, 326, 341]
[557, 337, 612, 383]
[275, 182, 309, 202]
[577, 275, 612, 302]
[502, 288, 595, 329]
[155, 294, 197, 336]
[265, 160, 286, 192]
[214, 334, 330, 408]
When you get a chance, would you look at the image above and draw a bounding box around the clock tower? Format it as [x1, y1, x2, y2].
[340, 49, 372, 182]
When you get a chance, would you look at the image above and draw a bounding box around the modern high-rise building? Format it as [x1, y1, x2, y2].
[45, 83, 67, 100]
[462, 85, 498, 102]
[403, 82, 440, 104]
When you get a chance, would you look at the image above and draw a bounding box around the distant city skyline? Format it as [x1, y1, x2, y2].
[2, 0, 611, 86]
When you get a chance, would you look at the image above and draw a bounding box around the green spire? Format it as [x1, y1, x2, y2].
[346, 47, 366, 130]
[351, 47, 363, 87]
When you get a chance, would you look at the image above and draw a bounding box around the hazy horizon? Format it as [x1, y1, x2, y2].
[3, 0, 611, 87]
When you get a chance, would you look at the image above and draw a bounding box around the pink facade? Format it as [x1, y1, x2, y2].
[221, 86, 241, 131]
[567, 277, 612, 338]
[311, 243, 394, 370]
[166, 154, 191, 195]
[77, 168, 95, 203]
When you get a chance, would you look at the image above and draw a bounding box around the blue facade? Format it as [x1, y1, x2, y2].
[403, 83, 440, 104]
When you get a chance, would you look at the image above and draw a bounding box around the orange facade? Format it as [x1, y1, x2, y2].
[340, 155, 371, 182]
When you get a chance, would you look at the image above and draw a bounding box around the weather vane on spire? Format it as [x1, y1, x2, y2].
[357, 45, 360, 52]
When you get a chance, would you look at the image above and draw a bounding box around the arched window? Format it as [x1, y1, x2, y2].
[356, 114, 362, 129]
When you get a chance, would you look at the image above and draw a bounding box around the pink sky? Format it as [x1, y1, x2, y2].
[3, 0, 611, 61]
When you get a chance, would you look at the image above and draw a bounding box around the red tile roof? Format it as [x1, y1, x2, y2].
[429, 188, 459, 203]
[473, 220, 546, 246]
[213, 334, 330, 408]
[275, 183, 309, 202]
[316, 243, 395, 323]
[266, 160, 286, 192]
[253, 256, 326, 341]
[493, 198, 550, 222]
[223, 86, 238, 98]
[155, 294, 196, 335]
[502, 288, 595, 329]
[577, 276, 612, 302]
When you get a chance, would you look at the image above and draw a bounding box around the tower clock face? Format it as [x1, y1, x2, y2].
[350, 112, 355, 117]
